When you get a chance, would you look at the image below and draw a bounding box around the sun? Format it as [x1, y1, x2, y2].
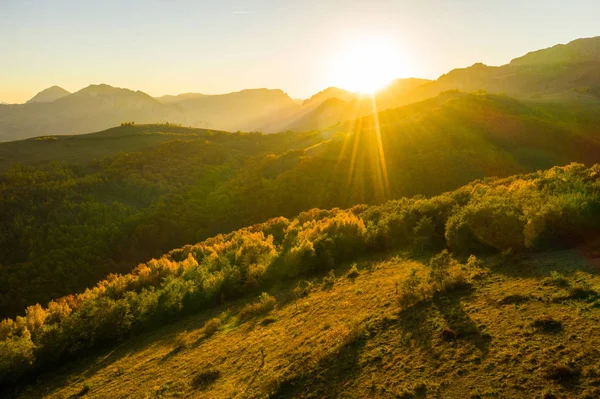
[330, 36, 403, 94]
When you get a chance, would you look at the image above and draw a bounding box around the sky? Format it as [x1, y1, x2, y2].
[1, 0, 599, 103]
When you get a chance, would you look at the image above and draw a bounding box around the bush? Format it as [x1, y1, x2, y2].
[544, 271, 570, 287]
[346, 264, 360, 279]
[203, 317, 221, 336]
[239, 293, 276, 320]
[192, 369, 221, 390]
[397, 268, 429, 308]
[547, 364, 579, 381]
[446, 197, 526, 253]
[172, 331, 190, 351]
[531, 316, 562, 333]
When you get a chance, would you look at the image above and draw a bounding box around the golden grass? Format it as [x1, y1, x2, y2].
[16, 249, 600, 399]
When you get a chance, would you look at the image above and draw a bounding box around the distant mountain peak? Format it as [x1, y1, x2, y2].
[26, 86, 71, 104]
[303, 87, 354, 107]
[510, 36, 600, 66]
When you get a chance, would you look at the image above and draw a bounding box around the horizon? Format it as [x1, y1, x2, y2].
[2, 0, 600, 104]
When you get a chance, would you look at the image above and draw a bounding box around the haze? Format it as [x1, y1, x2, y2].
[2, 0, 600, 104]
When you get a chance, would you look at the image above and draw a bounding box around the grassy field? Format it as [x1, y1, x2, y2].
[15, 245, 600, 399]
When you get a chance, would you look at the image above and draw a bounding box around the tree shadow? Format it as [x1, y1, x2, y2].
[268, 334, 367, 399]
[397, 286, 490, 358]
[493, 248, 600, 280]
[397, 301, 436, 353]
[432, 288, 491, 357]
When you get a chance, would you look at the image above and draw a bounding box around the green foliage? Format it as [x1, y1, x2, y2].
[1, 163, 600, 387]
[545, 271, 570, 287]
[397, 268, 427, 308]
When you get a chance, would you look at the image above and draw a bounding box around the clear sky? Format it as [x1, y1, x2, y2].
[1, 0, 599, 103]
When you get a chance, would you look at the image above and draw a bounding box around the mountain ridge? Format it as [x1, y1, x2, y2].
[1, 36, 599, 141]
[25, 86, 71, 104]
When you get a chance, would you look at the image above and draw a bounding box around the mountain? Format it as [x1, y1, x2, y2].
[407, 36, 600, 102]
[511, 36, 600, 66]
[155, 92, 206, 104]
[1, 37, 599, 142]
[0, 86, 296, 141]
[25, 86, 71, 104]
[302, 87, 355, 107]
[161, 88, 296, 132]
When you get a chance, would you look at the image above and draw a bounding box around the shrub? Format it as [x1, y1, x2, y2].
[203, 317, 221, 336]
[531, 316, 562, 333]
[412, 216, 436, 252]
[547, 363, 579, 381]
[239, 293, 276, 320]
[346, 264, 360, 279]
[397, 268, 429, 308]
[172, 331, 190, 351]
[323, 270, 336, 286]
[192, 369, 221, 390]
[544, 271, 570, 287]
[428, 250, 454, 287]
[446, 197, 526, 253]
[441, 328, 458, 341]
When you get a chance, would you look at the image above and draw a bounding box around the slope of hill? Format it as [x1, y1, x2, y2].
[0, 92, 599, 319]
[0, 124, 231, 172]
[3, 163, 600, 398]
[25, 86, 71, 104]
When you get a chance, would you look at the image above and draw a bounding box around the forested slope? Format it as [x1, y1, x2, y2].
[1, 93, 599, 319]
[2, 162, 600, 397]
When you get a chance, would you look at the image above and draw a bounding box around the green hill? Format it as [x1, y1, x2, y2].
[0, 92, 599, 319]
[3, 163, 600, 398]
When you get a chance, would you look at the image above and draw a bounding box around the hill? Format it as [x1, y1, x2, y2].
[3, 163, 600, 398]
[25, 86, 71, 104]
[0, 124, 230, 172]
[1, 92, 599, 318]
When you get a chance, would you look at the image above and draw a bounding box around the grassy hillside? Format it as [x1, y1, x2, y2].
[14, 250, 600, 399]
[0, 124, 231, 173]
[2, 163, 600, 398]
[0, 93, 599, 319]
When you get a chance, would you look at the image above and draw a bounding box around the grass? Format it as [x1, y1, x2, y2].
[13, 247, 600, 399]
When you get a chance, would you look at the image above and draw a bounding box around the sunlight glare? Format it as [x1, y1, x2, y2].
[330, 36, 404, 93]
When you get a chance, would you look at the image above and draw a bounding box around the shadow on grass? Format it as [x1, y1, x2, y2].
[397, 285, 491, 358]
[432, 288, 491, 356]
[268, 333, 367, 398]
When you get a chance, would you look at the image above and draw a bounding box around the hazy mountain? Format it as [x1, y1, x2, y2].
[0, 37, 598, 142]
[0, 86, 295, 141]
[302, 87, 355, 107]
[26, 85, 71, 103]
[406, 36, 600, 102]
[511, 36, 600, 66]
[155, 92, 206, 104]
[163, 88, 296, 132]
